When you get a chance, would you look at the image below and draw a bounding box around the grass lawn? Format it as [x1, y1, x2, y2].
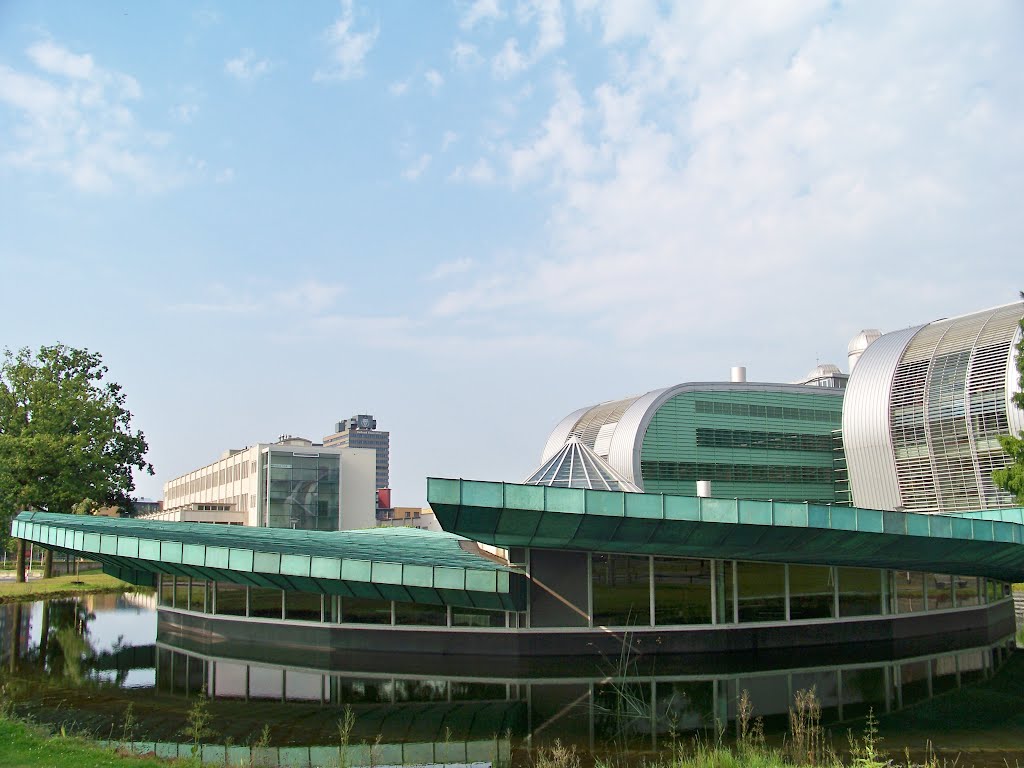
[0, 717, 178, 768]
[0, 572, 143, 604]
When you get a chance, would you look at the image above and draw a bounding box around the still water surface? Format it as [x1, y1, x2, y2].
[2, 593, 1023, 765]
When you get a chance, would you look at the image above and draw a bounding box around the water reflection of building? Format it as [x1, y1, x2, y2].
[152, 633, 1014, 752]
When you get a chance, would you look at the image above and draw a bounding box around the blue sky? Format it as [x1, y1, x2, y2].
[2, 1, 1022, 506]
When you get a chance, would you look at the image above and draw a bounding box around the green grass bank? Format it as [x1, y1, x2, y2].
[0, 716, 176, 768]
[0, 572, 141, 605]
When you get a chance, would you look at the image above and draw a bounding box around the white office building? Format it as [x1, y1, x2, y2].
[161, 437, 376, 531]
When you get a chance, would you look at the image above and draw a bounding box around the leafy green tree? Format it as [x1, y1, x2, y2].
[0, 344, 153, 579]
[993, 294, 1024, 503]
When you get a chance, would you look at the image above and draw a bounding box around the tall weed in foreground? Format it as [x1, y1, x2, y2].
[786, 687, 827, 766]
[180, 690, 217, 757]
[535, 739, 581, 768]
[847, 709, 889, 768]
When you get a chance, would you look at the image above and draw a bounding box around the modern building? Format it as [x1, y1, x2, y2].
[14, 298, 1024, 665]
[532, 369, 845, 503]
[323, 415, 390, 492]
[843, 301, 1024, 514]
[162, 437, 376, 531]
[11, 482, 1021, 661]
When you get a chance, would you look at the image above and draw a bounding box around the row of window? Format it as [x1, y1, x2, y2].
[694, 400, 842, 425]
[167, 459, 256, 500]
[586, 554, 1009, 628]
[695, 428, 834, 453]
[641, 460, 835, 484]
[158, 557, 1011, 630]
[157, 577, 509, 628]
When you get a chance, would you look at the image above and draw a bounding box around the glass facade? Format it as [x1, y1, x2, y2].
[653, 557, 712, 625]
[263, 450, 341, 531]
[641, 390, 843, 502]
[736, 561, 786, 622]
[159, 560, 1011, 632]
[837, 567, 882, 617]
[591, 554, 651, 626]
[788, 564, 834, 620]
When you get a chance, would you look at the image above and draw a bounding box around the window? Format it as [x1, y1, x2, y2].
[653, 557, 711, 625]
[591, 554, 650, 626]
[736, 561, 785, 622]
[789, 564, 834, 620]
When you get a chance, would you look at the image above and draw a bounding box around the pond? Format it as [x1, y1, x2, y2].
[2, 592, 1023, 766]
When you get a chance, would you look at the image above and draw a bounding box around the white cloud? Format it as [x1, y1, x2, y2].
[314, 0, 378, 82]
[492, 38, 526, 79]
[215, 167, 234, 184]
[426, 257, 475, 280]
[451, 41, 483, 69]
[389, 79, 410, 96]
[274, 279, 346, 313]
[520, 0, 565, 58]
[441, 130, 459, 151]
[449, 158, 495, 184]
[225, 49, 272, 82]
[171, 102, 199, 123]
[435, 2, 1024, 361]
[425, 69, 444, 90]
[461, 0, 504, 29]
[0, 40, 179, 193]
[402, 153, 432, 181]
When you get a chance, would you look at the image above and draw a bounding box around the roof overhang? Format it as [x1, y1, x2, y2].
[10, 512, 525, 611]
[427, 478, 1024, 583]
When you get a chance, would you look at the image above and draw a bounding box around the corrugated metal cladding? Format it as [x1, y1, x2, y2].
[844, 326, 919, 510]
[540, 382, 843, 497]
[846, 302, 1024, 514]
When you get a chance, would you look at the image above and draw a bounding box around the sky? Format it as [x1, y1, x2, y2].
[1, 1, 1022, 507]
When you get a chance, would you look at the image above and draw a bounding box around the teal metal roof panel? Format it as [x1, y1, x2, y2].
[427, 478, 1024, 582]
[10, 511, 525, 611]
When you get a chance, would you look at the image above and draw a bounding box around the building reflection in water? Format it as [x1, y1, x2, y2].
[154, 636, 1013, 752]
[2, 598, 1016, 754]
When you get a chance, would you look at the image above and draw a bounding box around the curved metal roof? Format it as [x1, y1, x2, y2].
[10, 511, 524, 611]
[428, 478, 1024, 583]
[543, 382, 844, 489]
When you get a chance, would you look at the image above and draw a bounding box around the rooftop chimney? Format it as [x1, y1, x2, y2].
[730, 366, 747, 383]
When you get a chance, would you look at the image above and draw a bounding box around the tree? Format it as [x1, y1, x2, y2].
[993, 293, 1024, 504]
[0, 344, 153, 580]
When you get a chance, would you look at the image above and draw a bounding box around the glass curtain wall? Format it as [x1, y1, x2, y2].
[263, 450, 341, 531]
[837, 567, 883, 616]
[653, 557, 712, 625]
[789, 565, 834, 620]
[592, 554, 651, 626]
[736, 562, 786, 622]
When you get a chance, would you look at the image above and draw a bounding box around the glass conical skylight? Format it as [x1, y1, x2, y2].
[524, 436, 642, 492]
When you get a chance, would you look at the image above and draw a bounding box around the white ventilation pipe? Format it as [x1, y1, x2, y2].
[696, 480, 712, 498]
[730, 366, 747, 383]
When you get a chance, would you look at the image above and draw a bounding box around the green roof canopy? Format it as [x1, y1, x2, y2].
[427, 478, 1024, 583]
[11, 512, 524, 611]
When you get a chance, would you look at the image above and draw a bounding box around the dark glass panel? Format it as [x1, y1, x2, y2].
[285, 591, 322, 622]
[342, 597, 392, 624]
[250, 587, 283, 619]
[591, 553, 650, 626]
[653, 557, 711, 625]
[838, 567, 882, 616]
[736, 561, 785, 622]
[789, 564, 834, 620]
[394, 602, 446, 626]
